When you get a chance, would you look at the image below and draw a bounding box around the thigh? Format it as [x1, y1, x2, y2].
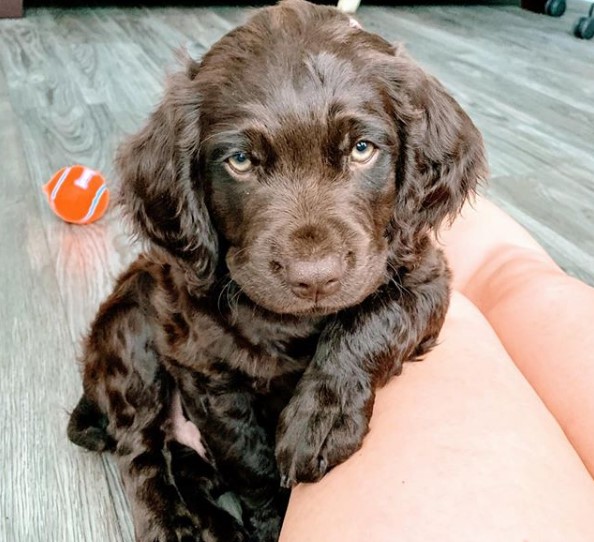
[435, 196, 558, 293]
[280, 293, 594, 542]
[438, 196, 594, 475]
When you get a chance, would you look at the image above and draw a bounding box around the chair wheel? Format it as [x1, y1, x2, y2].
[545, 0, 566, 17]
[574, 16, 594, 39]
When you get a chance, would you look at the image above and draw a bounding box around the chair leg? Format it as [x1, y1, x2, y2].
[573, 3, 594, 39]
[521, 0, 567, 17]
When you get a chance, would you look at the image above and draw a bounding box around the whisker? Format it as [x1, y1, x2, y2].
[386, 261, 413, 298]
[226, 281, 244, 324]
[217, 278, 233, 315]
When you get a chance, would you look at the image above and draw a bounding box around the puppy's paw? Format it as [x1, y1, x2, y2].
[275, 377, 371, 487]
[140, 504, 250, 542]
[144, 518, 201, 542]
[147, 520, 248, 542]
[202, 523, 250, 542]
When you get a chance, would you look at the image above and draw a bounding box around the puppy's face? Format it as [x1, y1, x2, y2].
[201, 42, 399, 315]
[118, 0, 487, 313]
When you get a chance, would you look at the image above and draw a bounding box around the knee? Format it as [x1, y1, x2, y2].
[461, 245, 567, 313]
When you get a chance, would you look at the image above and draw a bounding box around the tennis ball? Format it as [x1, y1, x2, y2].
[42, 165, 110, 224]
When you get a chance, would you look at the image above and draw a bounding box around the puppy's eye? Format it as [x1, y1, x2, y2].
[350, 140, 376, 163]
[226, 152, 253, 174]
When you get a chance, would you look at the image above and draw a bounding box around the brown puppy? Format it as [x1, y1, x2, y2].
[67, 1, 487, 540]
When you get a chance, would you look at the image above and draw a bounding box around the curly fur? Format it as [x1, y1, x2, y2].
[67, 1, 487, 540]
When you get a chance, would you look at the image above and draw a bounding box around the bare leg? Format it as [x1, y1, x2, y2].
[439, 196, 594, 475]
[280, 293, 594, 541]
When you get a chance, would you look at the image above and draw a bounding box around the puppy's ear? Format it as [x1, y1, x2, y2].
[389, 47, 488, 230]
[117, 60, 217, 287]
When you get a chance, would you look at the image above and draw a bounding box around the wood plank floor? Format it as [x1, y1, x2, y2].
[0, 2, 593, 540]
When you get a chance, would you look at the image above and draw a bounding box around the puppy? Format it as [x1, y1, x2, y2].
[67, 1, 487, 540]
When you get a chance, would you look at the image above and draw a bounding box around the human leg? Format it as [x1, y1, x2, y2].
[439, 197, 594, 475]
[280, 293, 594, 541]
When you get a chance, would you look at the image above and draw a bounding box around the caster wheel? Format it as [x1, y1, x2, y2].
[545, 0, 566, 17]
[574, 16, 594, 39]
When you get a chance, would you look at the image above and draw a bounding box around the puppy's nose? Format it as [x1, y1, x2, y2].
[285, 255, 343, 302]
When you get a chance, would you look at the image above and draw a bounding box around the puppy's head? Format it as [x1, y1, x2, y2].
[118, 0, 487, 315]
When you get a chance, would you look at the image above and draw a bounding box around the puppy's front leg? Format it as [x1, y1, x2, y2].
[176, 373, 288, 542]
[115, 401, 202, 542]
[69, 299, 248, 542]
[276, 250, 451, 487]
[105, 375, 248, 542]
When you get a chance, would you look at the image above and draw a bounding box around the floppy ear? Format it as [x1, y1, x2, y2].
[389, 47, 488, 231]
[117, 61, 218, 288]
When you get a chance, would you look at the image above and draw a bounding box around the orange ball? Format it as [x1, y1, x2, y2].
[42, 165, 110, 224]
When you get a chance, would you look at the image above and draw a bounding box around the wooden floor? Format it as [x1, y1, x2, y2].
[1, 2, 593, 540]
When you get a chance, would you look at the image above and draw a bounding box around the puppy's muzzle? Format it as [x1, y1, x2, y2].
[281, 253, 344, 302]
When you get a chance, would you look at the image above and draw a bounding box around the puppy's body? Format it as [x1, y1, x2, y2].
[67, 1, 487, 540]
[70, 257, 312, 540]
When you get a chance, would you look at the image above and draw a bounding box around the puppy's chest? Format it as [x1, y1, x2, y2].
[165, 309, 321, 433]
[234, 304, 322, 369]
[158, 299, 322, 383]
